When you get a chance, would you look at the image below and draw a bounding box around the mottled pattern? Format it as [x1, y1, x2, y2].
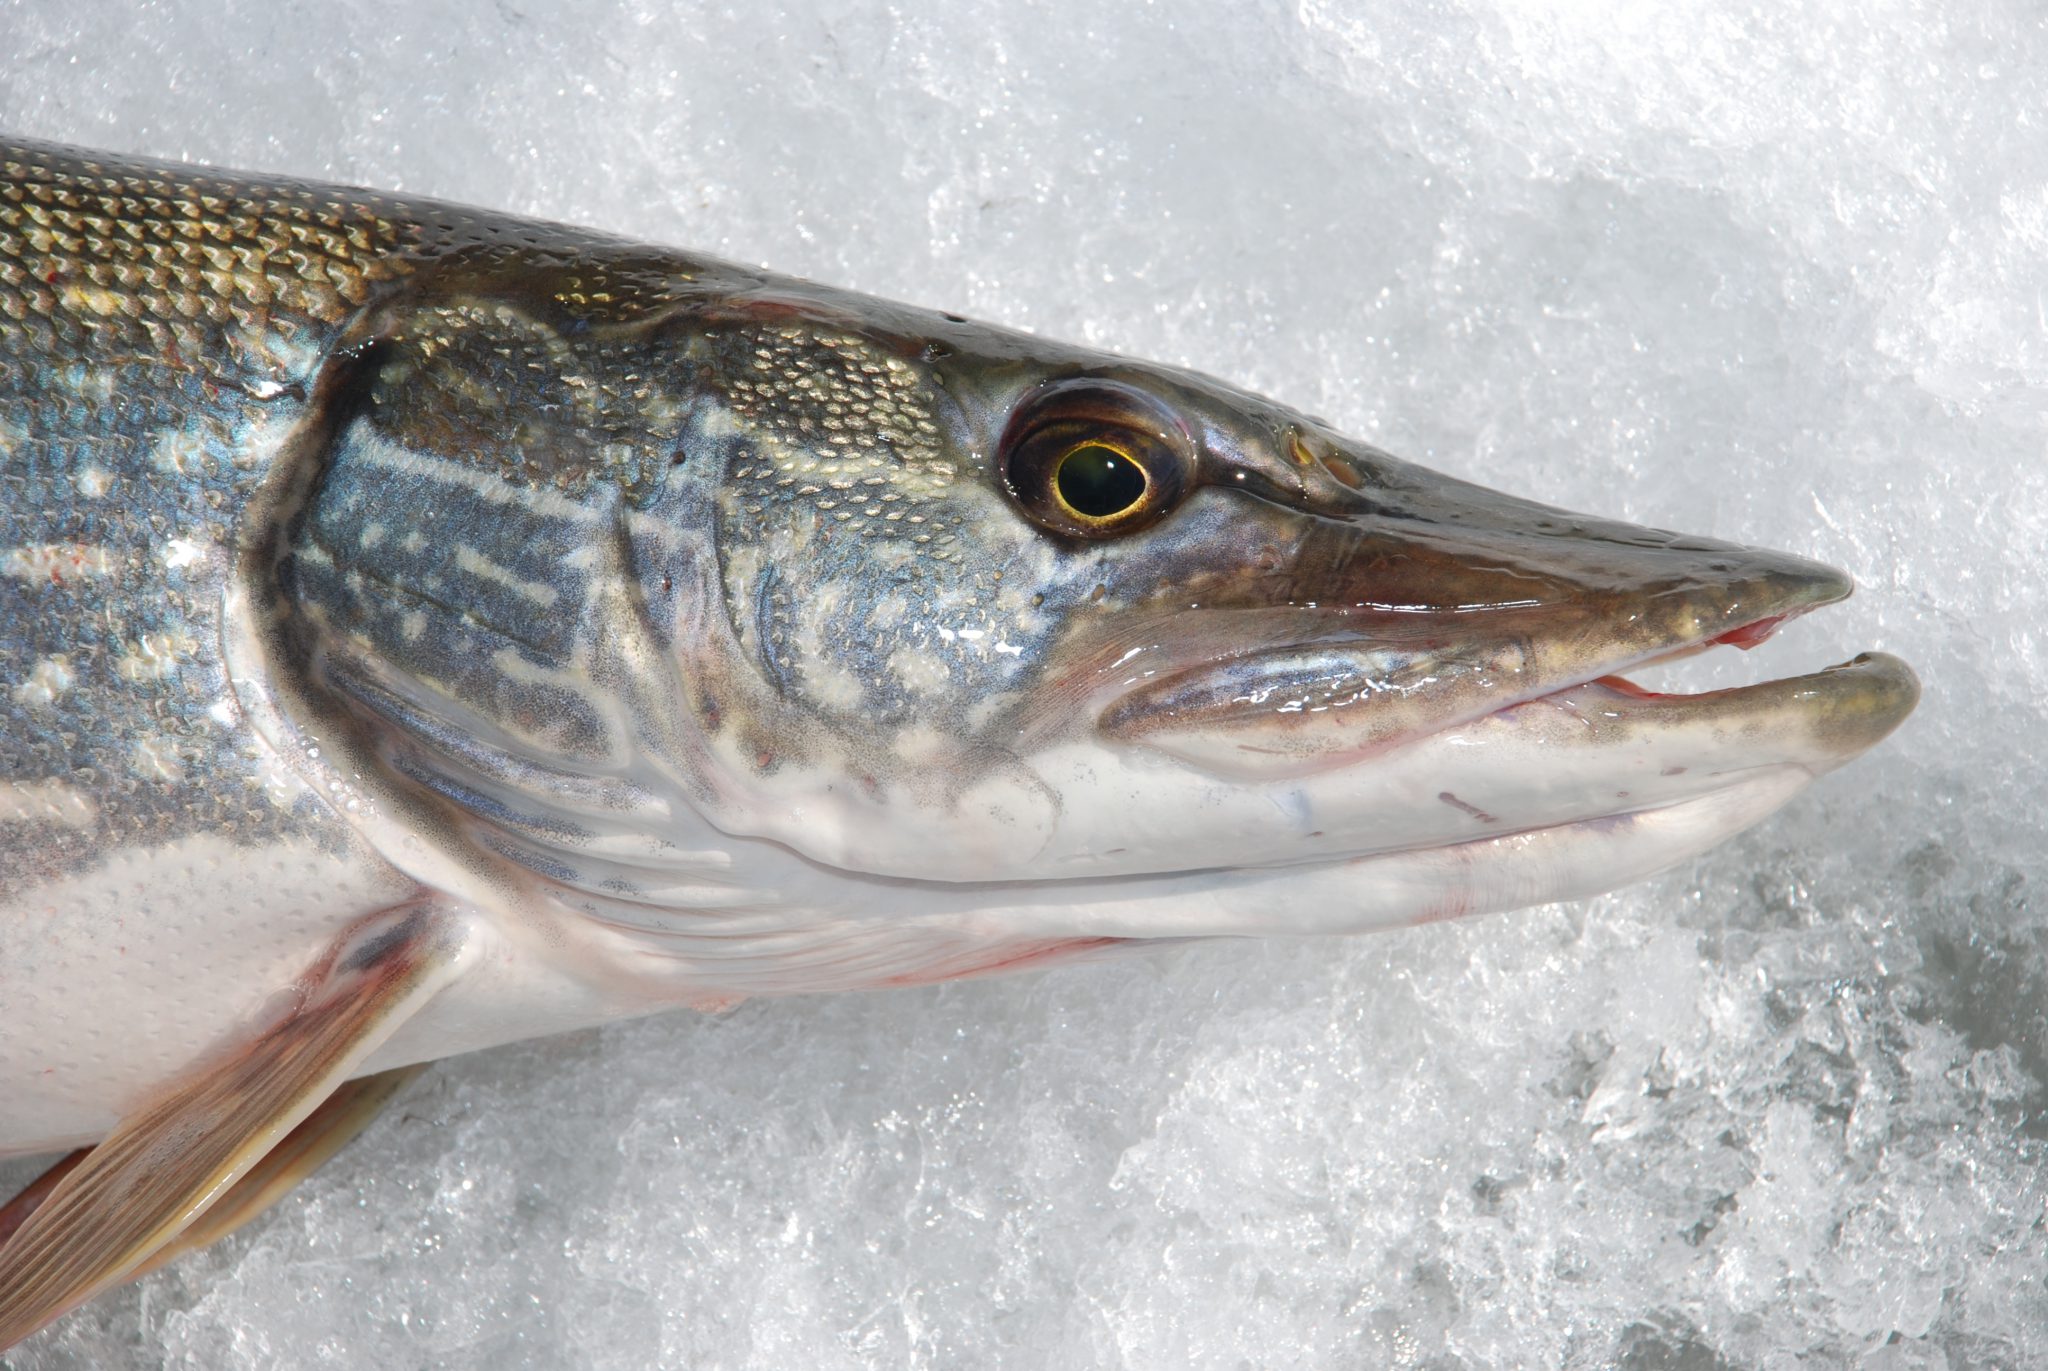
[289, 430, 616, 764]
[0, 140, 722, 896]
[0, 141, 419, 892]
[713, 324, 954, 503]
[362, 300, 692, 505]
[705, 323, 1044, 726]
[0, 140, 1021, 918]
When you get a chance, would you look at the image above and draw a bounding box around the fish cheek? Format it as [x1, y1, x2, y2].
[710, 471, 1036, 739]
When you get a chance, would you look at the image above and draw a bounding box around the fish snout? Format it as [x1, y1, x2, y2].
[1095, 478, 1866, 780]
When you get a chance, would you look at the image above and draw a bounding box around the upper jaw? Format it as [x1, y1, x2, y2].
[1094, 549, 1864, 781]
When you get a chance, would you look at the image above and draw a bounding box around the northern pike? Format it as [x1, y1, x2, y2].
[0, 138, 1917, 1347]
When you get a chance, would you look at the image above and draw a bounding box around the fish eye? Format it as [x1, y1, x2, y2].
[1000, 380, 1192, 538]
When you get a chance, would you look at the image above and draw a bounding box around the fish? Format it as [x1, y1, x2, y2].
[0, 136, 1917, 1348]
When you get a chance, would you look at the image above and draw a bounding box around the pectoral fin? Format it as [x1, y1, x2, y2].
[0, 1151, 87, 1253]
[0, 902, 466, 1351]
[123, 1063, 429, 1284]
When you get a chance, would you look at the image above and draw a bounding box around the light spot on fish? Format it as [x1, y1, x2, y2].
[962, 690, 1022, 732]
[115, 628, 198, 683]
[0, 778, 97, 829]
[487, 646, 570, 690]
[59, 283, 127, 319]
[233, 324, 322, 381]
[162, 536, 211, 571]
[2, 543, 117, 583]
[74, 464, 115, 498]
[12, 655, 76, 708]
[801, 656, 871, 714]
[151, 426, 208, 477]
[231, 402, 301, 471]
[888, 645, 953, 699]
[868, 593, 910, 632]
[892, 724, 953, 764]
[351, 427, 599, 521]
[455, 544, 560, 607]
[131, 737, 186, 784]
[250, 748, 310, 802]
[62, 364, 118, 405]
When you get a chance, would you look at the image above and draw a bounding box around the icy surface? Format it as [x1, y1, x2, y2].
[2, 1, 2043, 1366]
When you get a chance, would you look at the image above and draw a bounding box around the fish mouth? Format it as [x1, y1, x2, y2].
[1046, 554, 1919, 883]
[1094, 558, 1915, 782]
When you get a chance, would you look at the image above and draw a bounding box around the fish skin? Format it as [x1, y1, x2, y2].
[0, 137, 745, 901]
[0, 137, 1916, 1166]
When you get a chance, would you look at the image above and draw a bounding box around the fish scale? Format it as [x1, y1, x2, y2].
[0, 142, 385, 895]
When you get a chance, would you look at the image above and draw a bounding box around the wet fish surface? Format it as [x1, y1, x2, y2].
[0, 139, 1917, 1346]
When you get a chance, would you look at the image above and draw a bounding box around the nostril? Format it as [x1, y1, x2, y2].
[1321, 454, 1365, 490]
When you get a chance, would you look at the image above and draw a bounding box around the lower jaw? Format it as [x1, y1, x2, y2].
[1124, 646, 1914, 787]
[939, 767, 1823, 944]
[1204, 766, 1818, 934]
[1335, 767, 1816, 931]
[696, 769, 1810, 986]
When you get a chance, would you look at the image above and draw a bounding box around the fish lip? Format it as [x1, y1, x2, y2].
[1531, 648, 1921, 762]
[1096, 563, 1858, 754]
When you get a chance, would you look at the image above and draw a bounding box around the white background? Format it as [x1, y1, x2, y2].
[1, 1, 2041, 1366]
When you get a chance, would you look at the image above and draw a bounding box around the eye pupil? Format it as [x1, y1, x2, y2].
[1054, 444, 1148, 519]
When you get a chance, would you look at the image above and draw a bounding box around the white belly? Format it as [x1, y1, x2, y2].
[0, 825, 678, 1156]
[0, 831, 414, 1154]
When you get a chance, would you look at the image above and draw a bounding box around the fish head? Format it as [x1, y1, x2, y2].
[635, 284, 1918, 928]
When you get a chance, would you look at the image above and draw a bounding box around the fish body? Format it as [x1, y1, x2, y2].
[0, 139, 1915, 1343]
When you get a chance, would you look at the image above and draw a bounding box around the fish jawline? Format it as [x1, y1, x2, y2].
[1102, 600, 1897, 784]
